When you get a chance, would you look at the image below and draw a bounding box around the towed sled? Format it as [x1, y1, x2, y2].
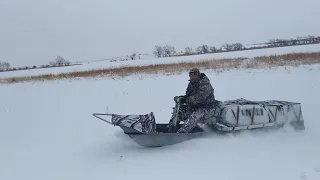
[92, 98, 305, 147]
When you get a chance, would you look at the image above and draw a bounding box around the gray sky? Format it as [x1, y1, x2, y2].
[1, 0, 320, 67]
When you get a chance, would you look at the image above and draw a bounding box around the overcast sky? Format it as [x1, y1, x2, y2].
[1, 0, 320, 67]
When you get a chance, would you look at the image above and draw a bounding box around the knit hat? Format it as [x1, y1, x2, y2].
[189, 68, 200, 75]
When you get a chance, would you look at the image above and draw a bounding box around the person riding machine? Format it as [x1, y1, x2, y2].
[167, 68, 218, 133]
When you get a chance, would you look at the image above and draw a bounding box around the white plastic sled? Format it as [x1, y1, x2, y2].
[92, 98, 305, 147]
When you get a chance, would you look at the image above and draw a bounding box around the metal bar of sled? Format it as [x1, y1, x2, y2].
[214, 122, 277, 131]
[92, 113, 114, 125]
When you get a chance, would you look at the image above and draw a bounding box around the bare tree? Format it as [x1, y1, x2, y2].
[221, 43, 233, 51]
[195, 45, 210, 54]
[195, 46, 203, 54]
[153, 45, 176, 57]
[49, 56, 70, 66]
[163, 45, 176, 57]
[129, 53, 137, 60]
[153, 46, 164, 58]
[0, 62, 10, 71]
[201, 45, 210, 53]
[185, 47, 193, 54]
[3, 62, 10, 70]
[210, 46, 217, 52]
[231, 43, 245, 50]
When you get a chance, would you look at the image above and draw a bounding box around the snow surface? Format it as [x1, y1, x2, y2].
[1, 64, 320, 180]
[1, 43, 320, 78]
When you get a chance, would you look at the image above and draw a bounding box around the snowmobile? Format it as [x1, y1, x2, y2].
[92, 98, 305, 147]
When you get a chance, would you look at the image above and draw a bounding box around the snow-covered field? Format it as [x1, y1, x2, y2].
[1, 44, 320, 79]
[1, 63, 320, 180]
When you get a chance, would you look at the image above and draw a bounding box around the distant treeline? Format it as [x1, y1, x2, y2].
[0, 56, 80, 72]
[1, 35, 320, 73]
[153, 35, 320, 58]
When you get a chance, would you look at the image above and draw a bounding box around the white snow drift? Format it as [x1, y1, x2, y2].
[0, 64, 320, 180]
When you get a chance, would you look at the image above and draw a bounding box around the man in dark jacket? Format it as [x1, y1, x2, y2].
[168, 68, 217, 133]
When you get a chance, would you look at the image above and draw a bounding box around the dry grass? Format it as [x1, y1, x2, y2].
[1, 52, 320, 84]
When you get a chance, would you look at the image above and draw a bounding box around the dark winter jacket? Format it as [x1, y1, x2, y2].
[184, 73, 215, 109]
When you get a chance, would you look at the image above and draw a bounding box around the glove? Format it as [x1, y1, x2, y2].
[174, 96, 186, 103]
